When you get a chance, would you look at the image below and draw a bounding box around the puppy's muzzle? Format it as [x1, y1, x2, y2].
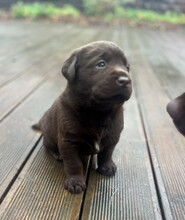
[91, 67, 132, 106]
[113, 68, 131, 87]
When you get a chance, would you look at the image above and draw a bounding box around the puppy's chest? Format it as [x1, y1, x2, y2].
[78, 124, 108, 155]
[79, 131, 105, 155]
[76, 111, 112, 155]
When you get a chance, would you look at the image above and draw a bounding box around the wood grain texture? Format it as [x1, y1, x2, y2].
[137, 29, 185, 98]
[0, 24, 86, 87]
[0, 25, 100, 122]
[0, 141, 90, 220]
[0, 75, 63, 201]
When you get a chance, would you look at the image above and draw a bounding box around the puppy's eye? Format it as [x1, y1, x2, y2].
[96, 60, 106, 69]
[126, 63, 130, 71]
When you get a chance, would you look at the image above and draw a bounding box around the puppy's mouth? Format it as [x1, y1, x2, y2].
[91, 87, 132, 105]
[96, 94, 125, 103]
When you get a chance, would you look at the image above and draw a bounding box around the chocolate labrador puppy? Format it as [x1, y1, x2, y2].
[32, 41, 132, 194]
[167, 92, 185, 136]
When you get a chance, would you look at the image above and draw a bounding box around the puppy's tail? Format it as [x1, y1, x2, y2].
[31, 123, 41, 132]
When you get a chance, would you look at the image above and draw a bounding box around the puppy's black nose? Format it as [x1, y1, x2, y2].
[116, 76, 131, 86]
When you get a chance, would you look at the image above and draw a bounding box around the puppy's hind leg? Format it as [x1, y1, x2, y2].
[43, 136, 62, 161]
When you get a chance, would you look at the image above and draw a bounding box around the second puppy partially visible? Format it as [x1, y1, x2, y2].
[32, 41, 132, 194]
[167, 92, 185, 136]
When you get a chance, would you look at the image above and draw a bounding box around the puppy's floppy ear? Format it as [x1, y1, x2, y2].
[61, 53, 77, 82]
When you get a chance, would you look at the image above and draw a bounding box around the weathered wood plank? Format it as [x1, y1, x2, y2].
[0, 74, 63, 201]
[0, 21, 65, 62]
[0, 24, 82, 87]
[0, 22, 109, 87]
[136, 29, 185, 98]
[0, 21, 49, 56]
[127, 29, 185, 220]
[0, 25, 101, 121]
[0, 59, 55, 122]
[0, 141, 90, 220]
[152, 30, 185, 80]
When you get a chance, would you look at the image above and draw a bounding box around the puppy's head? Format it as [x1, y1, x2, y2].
[167, 92, 185, 136]
[62, 41, 132, 109]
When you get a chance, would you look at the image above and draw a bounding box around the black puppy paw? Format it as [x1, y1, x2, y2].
[64, 176, 86, 194]
[98, 161, 117, 177]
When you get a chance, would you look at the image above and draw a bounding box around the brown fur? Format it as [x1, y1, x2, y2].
[167, 92, 185, 136]
[32, 41, 132, 194]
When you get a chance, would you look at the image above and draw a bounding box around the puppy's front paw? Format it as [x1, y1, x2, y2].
[98, 161, 117, 177]
[64, 176, 86, 194]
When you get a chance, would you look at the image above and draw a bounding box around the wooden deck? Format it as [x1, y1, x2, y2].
[0, 20, 185, 220]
